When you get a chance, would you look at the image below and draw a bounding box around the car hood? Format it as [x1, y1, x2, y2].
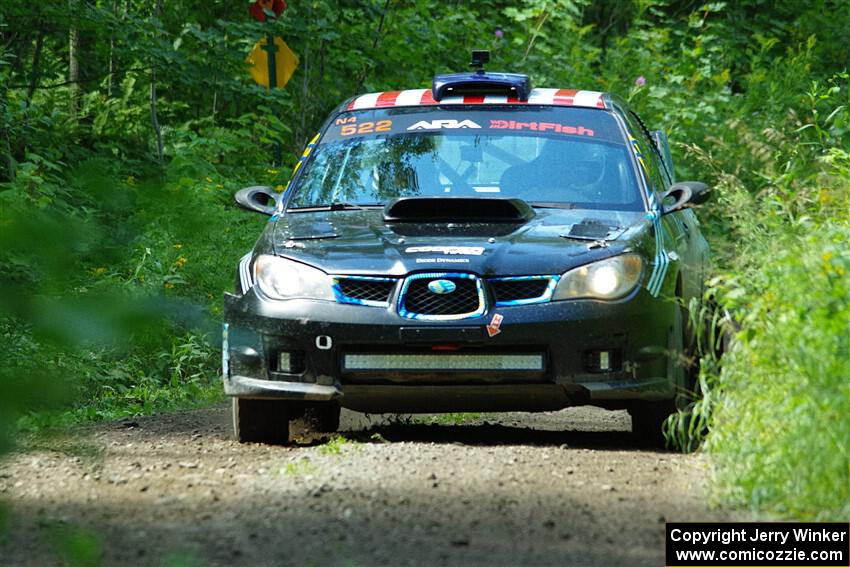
[270, 208, 649, 276]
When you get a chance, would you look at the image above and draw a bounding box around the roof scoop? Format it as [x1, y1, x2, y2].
[384, 197, 535, 224]
[432, 50, 532, 101]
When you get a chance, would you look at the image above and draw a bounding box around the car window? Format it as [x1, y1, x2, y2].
[288, 107, 643, 211]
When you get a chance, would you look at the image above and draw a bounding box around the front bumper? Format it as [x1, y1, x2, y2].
[222, 287, 679, 413]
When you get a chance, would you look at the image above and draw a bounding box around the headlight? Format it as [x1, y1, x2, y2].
[253, 255, 334, 301]
[552, 254, 643, 300]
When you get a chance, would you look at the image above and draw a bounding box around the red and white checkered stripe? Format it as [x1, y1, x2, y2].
[346, 88, 606, 111]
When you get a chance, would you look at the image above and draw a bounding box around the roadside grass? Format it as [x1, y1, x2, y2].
[17, 380, 224, 434]
[2, 154, 266, 437]
[706, 221, 850, 520]
[282, 457, 319, 477]
[664, 294, 728, 453]
[319, 435, 360, 456]
[661, 73, 850, 519]
[415, 413, 485, 426]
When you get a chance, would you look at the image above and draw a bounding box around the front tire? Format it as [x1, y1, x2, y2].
[232, 398, 293, 444]
[631, 301, 687, 448]
[630, 400, 675, 448]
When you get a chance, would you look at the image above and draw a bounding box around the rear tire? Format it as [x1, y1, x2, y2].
[232, 398, 293, 444]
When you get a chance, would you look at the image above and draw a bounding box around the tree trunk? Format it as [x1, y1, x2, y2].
[1, 125, 15, 182]
[107, 0, 118, 97]
[68, 0, 98, 115]
[25, 29, 45, 106]
[69, 10, 81, 115]
[149, 0, 164, 166]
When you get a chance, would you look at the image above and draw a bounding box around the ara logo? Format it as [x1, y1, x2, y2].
[407, 119, 482, 131]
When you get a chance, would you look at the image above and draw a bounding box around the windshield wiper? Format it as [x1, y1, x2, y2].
[289, 202, 383, 212]
[528, 202, 577, 210]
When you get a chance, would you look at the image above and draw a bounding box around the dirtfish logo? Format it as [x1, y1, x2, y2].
[407, 119, 482, 130]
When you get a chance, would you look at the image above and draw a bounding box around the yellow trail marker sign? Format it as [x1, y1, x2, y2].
[246, 37, 299, 89]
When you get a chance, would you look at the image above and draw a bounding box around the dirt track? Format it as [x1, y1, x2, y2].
[0, 405, 736, 566]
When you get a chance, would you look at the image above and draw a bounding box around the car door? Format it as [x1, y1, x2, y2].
[621, 111, 693, 300]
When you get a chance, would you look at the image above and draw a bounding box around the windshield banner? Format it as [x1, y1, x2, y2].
[323, 107, 625, 145]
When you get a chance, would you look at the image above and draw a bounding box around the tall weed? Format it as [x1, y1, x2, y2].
[707, 221, 849, 519]
[686, 75, 850, 518]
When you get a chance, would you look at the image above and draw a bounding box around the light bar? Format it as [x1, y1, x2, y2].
[343, 353, 544, 372]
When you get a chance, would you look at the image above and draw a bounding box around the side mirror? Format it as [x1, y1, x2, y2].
[681, 181, 711, 205]
[234, 186, 278, 216]
[660, 181, 711, 214]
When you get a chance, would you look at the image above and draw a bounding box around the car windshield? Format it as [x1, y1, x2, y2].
[289, 106, 642, 211]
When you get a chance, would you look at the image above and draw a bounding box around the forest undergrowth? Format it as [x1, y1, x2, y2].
[1, 0, 847, 519]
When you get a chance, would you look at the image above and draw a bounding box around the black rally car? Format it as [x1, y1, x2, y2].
[224, 54, 711, 445]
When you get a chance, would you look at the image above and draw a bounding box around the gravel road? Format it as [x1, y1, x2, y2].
[0, 405, 734, 566]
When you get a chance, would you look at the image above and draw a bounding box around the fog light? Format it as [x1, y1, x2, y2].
[599, 351, 610, 371]
[584, 348, 622, 373]
[276, 351, 305, 373]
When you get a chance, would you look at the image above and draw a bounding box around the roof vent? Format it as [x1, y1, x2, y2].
[432, 50, 532, 101]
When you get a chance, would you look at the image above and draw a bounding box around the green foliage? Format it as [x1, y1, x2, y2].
[673, 74, 849, 518]
[46, 523, 102, 567]
[0, 133, 262, 437]
[708, 220, 849, 520]
[417, 413, 485, 426]
[0, 0, 848, 522]
[319, 435, 360, 456]
[663, 293, 729, 454]
[283, 457, 319, 477]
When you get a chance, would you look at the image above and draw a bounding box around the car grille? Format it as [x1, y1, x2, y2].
[334, 277, 396, 305]
[490, 277, 557, 305]
[335, 273, 557, 312]
[399, 273, 484, 319]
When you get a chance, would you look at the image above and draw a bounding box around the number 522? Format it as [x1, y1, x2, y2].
[340, 120, 392, 136]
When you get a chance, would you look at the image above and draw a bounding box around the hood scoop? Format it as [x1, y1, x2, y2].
[561, 218, 626, 241]
[384, 197, 535, 224]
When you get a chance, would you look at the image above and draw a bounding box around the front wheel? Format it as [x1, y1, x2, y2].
[631, 303, 686, 449]
[630, 400, 675, 448]
[232, 398, 293, 444]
